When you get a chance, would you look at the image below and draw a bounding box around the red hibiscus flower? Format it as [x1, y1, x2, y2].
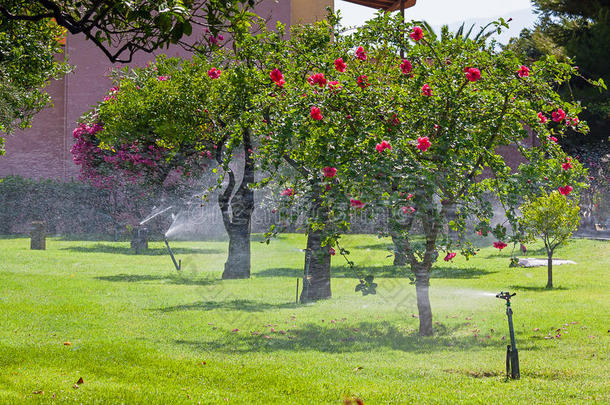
[157, 76, 169, 81]
[552, 108, 566, 122]
[308, 73, 327, 87]
[401, 206, 416, 214]
[334, 58, 347, 72]
[355, 46, 367, 61]
[493, 241, 508, 250]
[417, 136, 431, 151]
[322, 166, 337, 178]
[421, 84, 432, 96]
[329, 247, 336, 256]
[376, 140, 391, 152]
[328, 81, 342, 92]
[444, 252, 457, 261]
[357, 75, 369, 88]
[400, 59, 412, 74]
[350, 199, 366, 209]
[207, 68, 221, 79]
[537, 112, 547, 124]
[270, 68, 285, 87]
[281, 188, 294, 197]
[548, 136, 558, 143]
[410, 26, 424, 41]
[465, 67, 481, 82]
[562, 158, 573, 171]
[558, 185, 573, 195]
[517, 65, 530, 77]
[310, 106, 323, 121]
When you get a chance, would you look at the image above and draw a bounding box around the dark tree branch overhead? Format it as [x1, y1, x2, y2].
[0, 0, 256, 63]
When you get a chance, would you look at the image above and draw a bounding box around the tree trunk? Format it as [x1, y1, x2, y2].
[414, 270, 433, 336]
[300, 228, 331, 302]
[223, 221, 251, 279]
[219, 128, 255, 279]
[391, 232, 407, 266]
[546, 250, 553, 289]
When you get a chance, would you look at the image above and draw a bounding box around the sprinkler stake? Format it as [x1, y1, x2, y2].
[164, 237, 181, 271]
[496, 291, 520, 379]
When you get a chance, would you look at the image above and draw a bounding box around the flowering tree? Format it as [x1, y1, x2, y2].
[70, 118, 209, 232]
[259, 13, 593, 334]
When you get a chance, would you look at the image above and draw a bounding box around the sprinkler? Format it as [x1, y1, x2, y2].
[496, 291, 520, 379]
[164, 237, 181, 271]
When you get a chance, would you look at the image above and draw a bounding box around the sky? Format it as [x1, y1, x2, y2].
[336, 0, 535, 29]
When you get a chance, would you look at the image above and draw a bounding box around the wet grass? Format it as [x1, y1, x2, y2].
[0, 234, 608, 404]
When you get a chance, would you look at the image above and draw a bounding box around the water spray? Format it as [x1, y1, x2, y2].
[164, 237, 182, 271]
[496, 291, 520, 379]
[139, 206, 173, 226]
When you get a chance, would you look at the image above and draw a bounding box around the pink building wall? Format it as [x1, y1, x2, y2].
[0, 0, 293, 180]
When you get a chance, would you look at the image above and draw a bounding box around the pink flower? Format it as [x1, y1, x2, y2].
[334, 58, 347, 72]
[207, 68, 221, 79]
[517, 65, 530, 77]
[376, 140, 391, 152]
[350, 199, 366, 209]
[537, 112, 547, 124]
[493, 241, 508, 250]
[357, 75, 369, 88]
[444, 252, 457, 261]
[465, 67, 481, 82]
[558, 185, 573, 195]
[281, 188, 294, 196]
[410, 26, 424, 41]
[328, 81, 342, 92]
[400, 59, 412, 74]
[355, 46, 367, 61]
[329, 247, 336, 256]
[270, 68, 285, 86]
[401, 206, 415, 214]
[548, 136, 558, 143]
[552, 108, 566, 122]
[571, 117, 579, 125]
[421, 84, 432, 96]
[308, 73, 327, 87]
[157, 76, 169, 81]
[310, 106, 323, 121]
[322, 166, 337, 178]
[562, 158, 573, 171]
[417, 136, 431, 151]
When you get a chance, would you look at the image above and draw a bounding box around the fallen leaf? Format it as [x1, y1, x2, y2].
[72, 384, 79, 389]
[76, 377, 84, 385]
[63, 342, 71, 346]
[353, 366, 363, 372]
[32, 390, 44, 395]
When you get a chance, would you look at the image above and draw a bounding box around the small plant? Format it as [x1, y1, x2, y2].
[520, 191, 580, 288]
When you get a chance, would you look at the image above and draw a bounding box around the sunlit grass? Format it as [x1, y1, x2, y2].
[0, 234, 608, 403]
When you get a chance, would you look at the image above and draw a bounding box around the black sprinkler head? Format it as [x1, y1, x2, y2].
[496, 291, 516, 301]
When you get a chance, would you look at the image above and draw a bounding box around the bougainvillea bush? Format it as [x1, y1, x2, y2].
[257, 13, 597, 334]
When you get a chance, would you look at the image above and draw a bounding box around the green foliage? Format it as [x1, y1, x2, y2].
[520, 190, 580, 254]
[0, 1, 256, 63]
[506, 0, 610, 146]
[0, 16, 70, 152]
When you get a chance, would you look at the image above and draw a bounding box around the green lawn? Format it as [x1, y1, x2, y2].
[0, 234, 608, 404]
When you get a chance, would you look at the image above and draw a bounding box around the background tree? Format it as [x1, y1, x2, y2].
[520, 191, 580, 288]
[0, 0, 255, 63]
[0, 15, 70, 154]
[507, 0, 609, 147]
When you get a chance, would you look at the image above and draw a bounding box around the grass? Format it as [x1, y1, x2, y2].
[0, 234, 608, 404]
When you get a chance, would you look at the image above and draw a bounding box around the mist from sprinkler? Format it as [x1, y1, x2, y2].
[496, 291, 520, 380]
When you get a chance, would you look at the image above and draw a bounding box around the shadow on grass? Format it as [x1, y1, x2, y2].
[96, 273, 218, 286]
[255, 265, 494, 280]
[63, 243, 222, 256]
[157, 299, 299, 313]
[174, 320, 539, 354]
[508, 285, 568, 291]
